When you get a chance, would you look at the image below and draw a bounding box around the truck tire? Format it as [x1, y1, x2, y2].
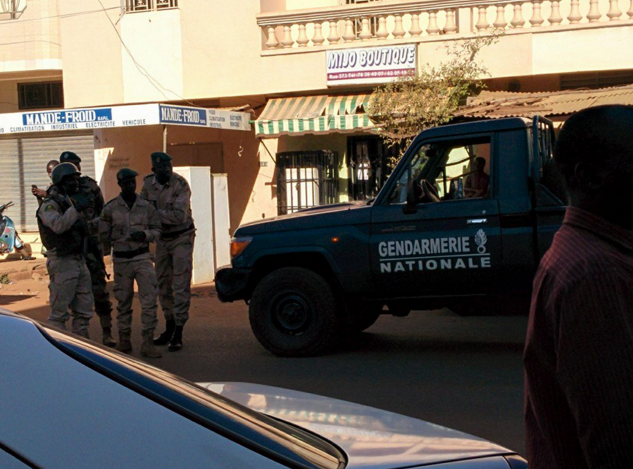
[249, 267, 338, 357]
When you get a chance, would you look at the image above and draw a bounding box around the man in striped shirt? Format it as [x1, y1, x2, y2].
[524, 105, 633, 467]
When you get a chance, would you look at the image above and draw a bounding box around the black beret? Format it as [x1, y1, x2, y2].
[151, 152, 172, 165]
[116, 168, 139, 181]
[59, 151, 81, 163]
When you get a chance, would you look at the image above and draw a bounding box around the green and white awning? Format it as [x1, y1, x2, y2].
[254, 94, 375, 137]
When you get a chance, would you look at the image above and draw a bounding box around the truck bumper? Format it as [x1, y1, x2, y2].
[215, 266, 250, 303]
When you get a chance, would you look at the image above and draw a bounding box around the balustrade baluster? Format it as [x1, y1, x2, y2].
[360, 17, 373, 40]
[587, 0, 602, 21]
[568, 0, 582, 22]
[327, 20, 341, 44]
[281, 25, 294, 48]
[375, 16, 388, 39]
[265, 26, 279, 49]
[444, 9, 458, 34]
[549, 1, 563, 25]
[475, 6, 490, 31]
[409, 13, 423, 37]
[393, 13, 406, 38]
[530, 1, 545, 27]
[511, 3, 525, 28]
[343, 18, 356, 42]
[607, 0, 622, 20]
[629, 0, 633, 18]
[312, 22, 325, 46]
[297, 24, 309, 47]
[494, 5, 508, 29]
[427, 11, 440, 35]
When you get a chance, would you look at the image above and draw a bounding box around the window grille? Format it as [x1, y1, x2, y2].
[0, 0, 26, 20]
[126, 0, 178, 13]
[18, 82, 64, 110]
[276, 151, 340, 215]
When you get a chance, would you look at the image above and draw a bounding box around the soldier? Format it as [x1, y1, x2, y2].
[59, 151, 115, 347]
[36, 163, 93, 338]
[99, 168, 162, 358]
[140, 152, 195, 352]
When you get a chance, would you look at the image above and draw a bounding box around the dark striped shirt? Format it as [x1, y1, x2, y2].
[525, 207, 633, 468]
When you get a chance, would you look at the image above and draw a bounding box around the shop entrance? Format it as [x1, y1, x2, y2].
[276, 150, 339, 215]
[347, 136, 394, 201]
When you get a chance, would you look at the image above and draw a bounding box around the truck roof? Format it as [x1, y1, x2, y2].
[416, 117, 532, 141]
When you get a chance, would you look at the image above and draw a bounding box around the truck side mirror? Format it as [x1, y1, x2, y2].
[404, 180, 418, 214]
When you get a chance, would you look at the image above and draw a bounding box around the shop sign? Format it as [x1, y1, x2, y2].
[0, 104, 251, 135]
[326, 44, 416, 86]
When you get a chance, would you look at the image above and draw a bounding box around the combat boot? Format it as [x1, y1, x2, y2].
[168, 325, 184, 352]
[102, 327, 117, 348]
[116, 332, 132, 353]
[141, 332, 162, 358]
[154, 319, 175, 345]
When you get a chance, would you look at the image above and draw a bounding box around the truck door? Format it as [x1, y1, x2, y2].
[369, 135, 502, 299]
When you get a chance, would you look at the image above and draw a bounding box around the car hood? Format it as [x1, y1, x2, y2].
[198, 382, 513, 469]
[236, 201, 371, 235]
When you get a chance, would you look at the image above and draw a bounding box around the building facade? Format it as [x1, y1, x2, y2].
[1, 0, 633, 236]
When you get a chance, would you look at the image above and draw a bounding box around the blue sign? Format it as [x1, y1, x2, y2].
[159, 105, 207, 126]
[22, 108, 113, 125]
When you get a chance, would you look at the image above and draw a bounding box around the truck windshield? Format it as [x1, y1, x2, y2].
[389, 144, 433, 204]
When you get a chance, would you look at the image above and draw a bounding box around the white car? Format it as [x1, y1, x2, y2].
[0, 308, 527, 469]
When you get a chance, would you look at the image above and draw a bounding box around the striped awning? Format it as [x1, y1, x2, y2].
[254, 94, 375, 137]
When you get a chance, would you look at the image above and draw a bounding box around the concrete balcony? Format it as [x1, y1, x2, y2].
[256, 0, 633, 84]
[258, 0, 633, 52]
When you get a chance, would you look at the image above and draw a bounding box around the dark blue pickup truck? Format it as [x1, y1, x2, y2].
[216, 117, 566, 356]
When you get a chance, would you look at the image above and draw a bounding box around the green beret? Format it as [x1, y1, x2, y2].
[151, 152, 172, 165]
[59, 151, 81, 163]
[116, 168, 139, 181]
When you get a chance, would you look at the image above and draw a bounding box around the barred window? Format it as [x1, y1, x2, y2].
[126, 0, 178, 12]
[18, 82, 64, 110]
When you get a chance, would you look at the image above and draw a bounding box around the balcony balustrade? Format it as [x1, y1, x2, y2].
[257, 0, 633, 53]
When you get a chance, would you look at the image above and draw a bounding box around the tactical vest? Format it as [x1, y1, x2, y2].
[36, 201, 86, 256]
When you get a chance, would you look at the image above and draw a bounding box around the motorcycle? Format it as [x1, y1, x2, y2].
[0, 201, 34, 260]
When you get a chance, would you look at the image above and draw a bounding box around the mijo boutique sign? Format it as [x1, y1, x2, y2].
[326, 44, 416, 86]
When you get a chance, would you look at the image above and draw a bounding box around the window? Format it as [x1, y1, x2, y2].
[125, 0, 178, 12]
[18, 82, 64, 110]
[389, 137, 492, 205]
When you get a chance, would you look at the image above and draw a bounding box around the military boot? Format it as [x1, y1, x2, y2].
[102, 327, 117, 348]
[168, 325, 184, 352]
[116, 332, 132, 354]
[141, 332, 162, 358]
[153, 319, 175, 345]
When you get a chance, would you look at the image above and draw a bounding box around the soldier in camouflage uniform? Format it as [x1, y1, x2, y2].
[37, 163, 93, 338]
[99, 168, 162, 358]
[59, 151, 115, 347]
[140, 152, 195, 352]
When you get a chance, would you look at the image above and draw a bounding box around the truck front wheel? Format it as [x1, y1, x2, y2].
[249, 267, 338, 357]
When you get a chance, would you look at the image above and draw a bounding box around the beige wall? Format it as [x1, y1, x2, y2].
[0, 0, 62, 73]
[58, 0, 124, 108]
[95, 124, 272, 234]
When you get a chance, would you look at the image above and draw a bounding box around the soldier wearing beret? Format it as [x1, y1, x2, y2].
[59, 151, 115, 347]
[140, 152, 195, 351]
[99, 168, 162, 358]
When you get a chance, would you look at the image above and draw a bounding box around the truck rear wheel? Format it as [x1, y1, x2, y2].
[249, 267, 338, 357]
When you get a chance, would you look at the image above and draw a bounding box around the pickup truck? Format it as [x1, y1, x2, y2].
[216, 116, 566, 356]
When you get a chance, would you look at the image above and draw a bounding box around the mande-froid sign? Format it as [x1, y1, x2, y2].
[0, 104, 251, 135]
[327, 44, 416, 86]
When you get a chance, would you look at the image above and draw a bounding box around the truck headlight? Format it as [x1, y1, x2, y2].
[230, 236, 252, 258]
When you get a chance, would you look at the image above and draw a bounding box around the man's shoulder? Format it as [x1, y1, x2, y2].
[135, 196, 153, 208]
[171, 172, 190, 189]
[38, 198, 62, 215]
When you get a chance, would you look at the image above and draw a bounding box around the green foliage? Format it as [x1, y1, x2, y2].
[368, 35, 499, 168]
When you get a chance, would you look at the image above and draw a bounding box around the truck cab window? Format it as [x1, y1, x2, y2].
[389, 138, 491, 204]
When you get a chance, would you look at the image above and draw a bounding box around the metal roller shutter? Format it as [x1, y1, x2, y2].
[0, 132, 95, 232]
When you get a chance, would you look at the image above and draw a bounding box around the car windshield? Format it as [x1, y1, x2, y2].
[38, 323, 345, 469]
[389, 144, 433, 204]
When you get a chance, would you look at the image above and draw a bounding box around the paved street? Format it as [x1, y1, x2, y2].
[1, 272, 528, 457]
